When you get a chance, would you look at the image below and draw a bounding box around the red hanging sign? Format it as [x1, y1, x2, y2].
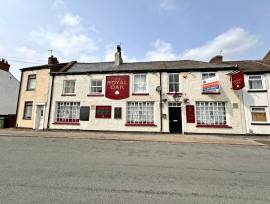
[231, 70, 245, 90]
[186, 105, 195, 123]
[105, 75, 130, 100]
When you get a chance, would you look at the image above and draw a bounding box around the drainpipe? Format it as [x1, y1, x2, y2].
[47, 74, 55, 129]
[159, 71, 163, 132]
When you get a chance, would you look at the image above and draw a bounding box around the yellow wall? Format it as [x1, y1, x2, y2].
[16, 69, 50, 128]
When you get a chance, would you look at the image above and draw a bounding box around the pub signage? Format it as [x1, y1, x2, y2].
[105, 75, 130, 100]
[186, 105, 195, 123]
[231, 70, 245, 90]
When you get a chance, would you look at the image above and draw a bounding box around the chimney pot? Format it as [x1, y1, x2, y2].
[48, 55, 59, 65]
[115, 45, 123, 66]
[209, 55, 223, 64]
[0, 58, 10, 72]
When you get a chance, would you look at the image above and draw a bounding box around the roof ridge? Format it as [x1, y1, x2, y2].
[253, 60, 270, 68]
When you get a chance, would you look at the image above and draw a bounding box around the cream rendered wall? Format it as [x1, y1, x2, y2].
[179, 71, 246, 134]
[49, 72, 162, 132]
[243, 74, 270, 134]
[17, 69, 50, 129]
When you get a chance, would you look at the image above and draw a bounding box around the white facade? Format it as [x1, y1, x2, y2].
[48, 70, 246, 134]
[0, 69, 19, 115]
[242, 73, 270, 134]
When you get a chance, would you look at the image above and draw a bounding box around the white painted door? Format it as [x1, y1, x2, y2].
[35, 105, 44, 130]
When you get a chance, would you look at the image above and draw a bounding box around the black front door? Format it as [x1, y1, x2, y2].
[169, 107, 182, 133]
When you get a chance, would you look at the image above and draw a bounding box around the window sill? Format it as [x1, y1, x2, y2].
[61, 93, 76, 96]
[167, 92, 182, 95]
[132, 93, 149, 96]
[201, 92, 221, 95]
[87, 94, 104, 97]
[26, 89, 35, 91]
[247, 90, 267, 93]
[196, 124, 232, 128]
[125, 123, 157, 127]
[251, 122, 270, 125]
[23, 118, 32, 120]
[53, 122, 80, 125]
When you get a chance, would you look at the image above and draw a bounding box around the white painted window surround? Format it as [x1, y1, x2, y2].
[90, 79, 103, 94]
[196, 101, 226, 125]
[127, 102, 154, 124]
[133, 74, 147, 93]
[248, 75, 265, 90]
[63, 80, 76, 94]
[56, 102, 80, 123]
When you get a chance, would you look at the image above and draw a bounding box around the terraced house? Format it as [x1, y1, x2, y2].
[16, 46, 270, 135]
[16, 55, 73, 130]
[47, 46, 246, 134]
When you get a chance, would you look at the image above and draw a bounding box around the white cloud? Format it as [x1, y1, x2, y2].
[160, 0, 176, 10]
[145, 39, 178, 61]
[52, 0, 66, 9]
[30, 11, 99, 61]
[145, 27, 258, 62]
[61, 13, 81, 27]
[182, 27, 258, 61]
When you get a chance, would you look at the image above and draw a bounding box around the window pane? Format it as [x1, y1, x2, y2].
[23, 102, 33, 119]
[56, 102, 80, 123]
[63, 80, 76, 94]
[127, 102, 154, 123]
[249, 80, 263, 90]
[252, 112, 267, 122]
[27, 75, 36, 90]
[133, 74, 146, 93]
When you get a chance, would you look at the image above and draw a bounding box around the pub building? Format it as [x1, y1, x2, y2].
[46, 46, 247, 134]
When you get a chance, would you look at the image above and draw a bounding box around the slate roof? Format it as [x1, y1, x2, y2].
[222, 60, 270, 73]
[57, 60, 235, 74]
[20, 62, 70, 72]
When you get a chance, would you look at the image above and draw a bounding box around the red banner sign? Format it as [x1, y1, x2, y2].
[105, 75, 130, 100]
[186, 105, 195, 123]
[231, 71, 245, 90]
[95, 106, 111, 118]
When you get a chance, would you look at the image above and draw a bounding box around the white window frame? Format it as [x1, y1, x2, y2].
[63, 80, 76, 94]
[202, 72, 217, 80]
[196, 101, 227, 125]
[133, 74, 148, 94]
[247, 75, 265, 91]
[55, 102, 80, 123]
[90, 79, 103, 94]
[127, 101, 154, 124]
[168, 73, 180, 93]
[250, 107, 268, 123]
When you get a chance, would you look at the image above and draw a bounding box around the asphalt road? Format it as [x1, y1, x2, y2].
[0, 136, 269, 204]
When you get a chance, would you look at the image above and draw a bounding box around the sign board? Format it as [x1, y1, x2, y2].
[95, 106, 111, 118]
[231, 71, 245, 90]
[186, 105, 195, 123]
[105, 75, 129, 100]
[202, 76, 220, 93]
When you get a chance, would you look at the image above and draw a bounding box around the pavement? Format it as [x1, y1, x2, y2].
[0, 136, 269, 203]
[0, 128, 267, 146]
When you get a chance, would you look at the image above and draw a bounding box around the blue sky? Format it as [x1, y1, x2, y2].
[0, 0, 270, 79]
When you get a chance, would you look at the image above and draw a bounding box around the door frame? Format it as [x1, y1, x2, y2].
[33, 103, 46, 130]
[168, 102, 182, 133]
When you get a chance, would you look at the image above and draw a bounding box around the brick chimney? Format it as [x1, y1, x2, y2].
[0, 58, 10, 72]
[209, 55, 223, 64]
[263, 50, 270, 60]
[48, 55, 59, 65]
[115, 45, 123, 66]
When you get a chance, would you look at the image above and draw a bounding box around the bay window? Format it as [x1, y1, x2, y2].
[127, 102, 154, 125]
[196, 101, 226, 125]
[56, 102, 80, 123]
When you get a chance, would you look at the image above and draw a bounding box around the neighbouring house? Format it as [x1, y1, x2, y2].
[0, 59, 19, 127]
[16, 55, 74, 130]
[47, 46, 245, 134]
[210, 50, 270, 135]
